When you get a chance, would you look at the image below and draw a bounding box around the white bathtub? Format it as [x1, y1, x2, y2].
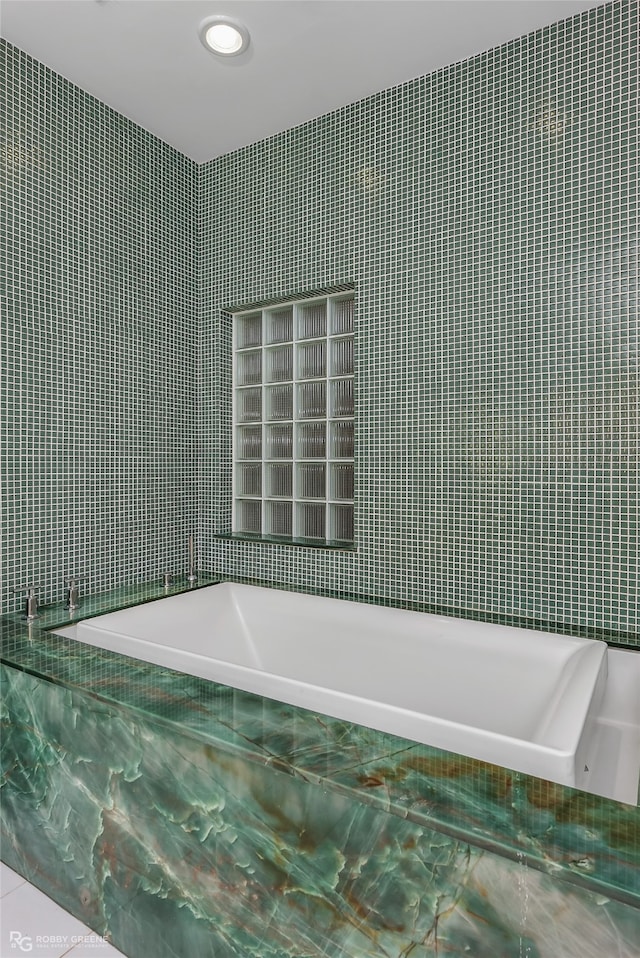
[59, 582, 608, 788]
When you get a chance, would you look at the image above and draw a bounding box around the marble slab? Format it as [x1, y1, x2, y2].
[1, 580, 639, 957]
[2, 662, 639, 957]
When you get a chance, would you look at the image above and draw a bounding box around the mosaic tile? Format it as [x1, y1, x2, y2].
[1, 40, 199, 614]
[200, 0, 639, 643]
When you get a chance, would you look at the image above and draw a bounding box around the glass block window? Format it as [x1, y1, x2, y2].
[233, 292, 354, 544]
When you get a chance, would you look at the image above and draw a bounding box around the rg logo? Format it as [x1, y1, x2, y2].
[9, 931, 33, 952]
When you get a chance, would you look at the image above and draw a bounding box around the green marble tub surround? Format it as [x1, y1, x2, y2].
[3, 663, 640, 958]
[1, 581, 639, 913]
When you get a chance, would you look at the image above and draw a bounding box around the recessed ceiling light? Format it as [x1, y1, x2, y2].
[199, 16, 250, 57]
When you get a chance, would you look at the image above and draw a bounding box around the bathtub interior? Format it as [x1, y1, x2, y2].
[56, 582, 610, 788]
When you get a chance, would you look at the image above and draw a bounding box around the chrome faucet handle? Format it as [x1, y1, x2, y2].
[12, 584, 43, 620]
[187, 534, 197, 583]
[64, 574, 86, 611]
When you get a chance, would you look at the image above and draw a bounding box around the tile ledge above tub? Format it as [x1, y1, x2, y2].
[213, 532, 358, 551]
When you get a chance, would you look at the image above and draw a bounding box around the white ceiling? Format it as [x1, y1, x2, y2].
[1, 0, 606, 163]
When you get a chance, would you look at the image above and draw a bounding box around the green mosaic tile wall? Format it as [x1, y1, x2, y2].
[2, 3, 638, 643]
[1, 40, 199, 613]
[201, 1, 639, 643]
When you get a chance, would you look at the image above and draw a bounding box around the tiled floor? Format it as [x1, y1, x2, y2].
[0, 863, 126, 958]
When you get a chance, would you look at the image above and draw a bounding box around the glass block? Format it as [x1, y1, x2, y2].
[267, 345, 293, 382]
[298, 340, 326, 380]
[237, 425, 262, 459]
[298, 502, 325, 540]
[267, 500, 292, 537]
[266, 423, 293, 459]
[298, 422, 326, 459]
[266, 307, 293, 344]
[298, 301, 327, 340]
[267, 462, 292, 498]
[236, 312, 262, 349]
[331, 297, 354, 334]
[330, 462, 354, 501]
[331, 336, 354, 376]
[330, 378, 354, 418]
[330, 503, 354, 542]
[237, 350, 262, 386]
[330, 420, 354, 458]
[237, 500, 262, 534]
[237, 463, 261, 497]
[266, 384, 293, 421]
[232, 289, 356, 544]
[237, 387, 261, 422]
[299, 463, 326, 499]
[298, 381, 326, 419]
